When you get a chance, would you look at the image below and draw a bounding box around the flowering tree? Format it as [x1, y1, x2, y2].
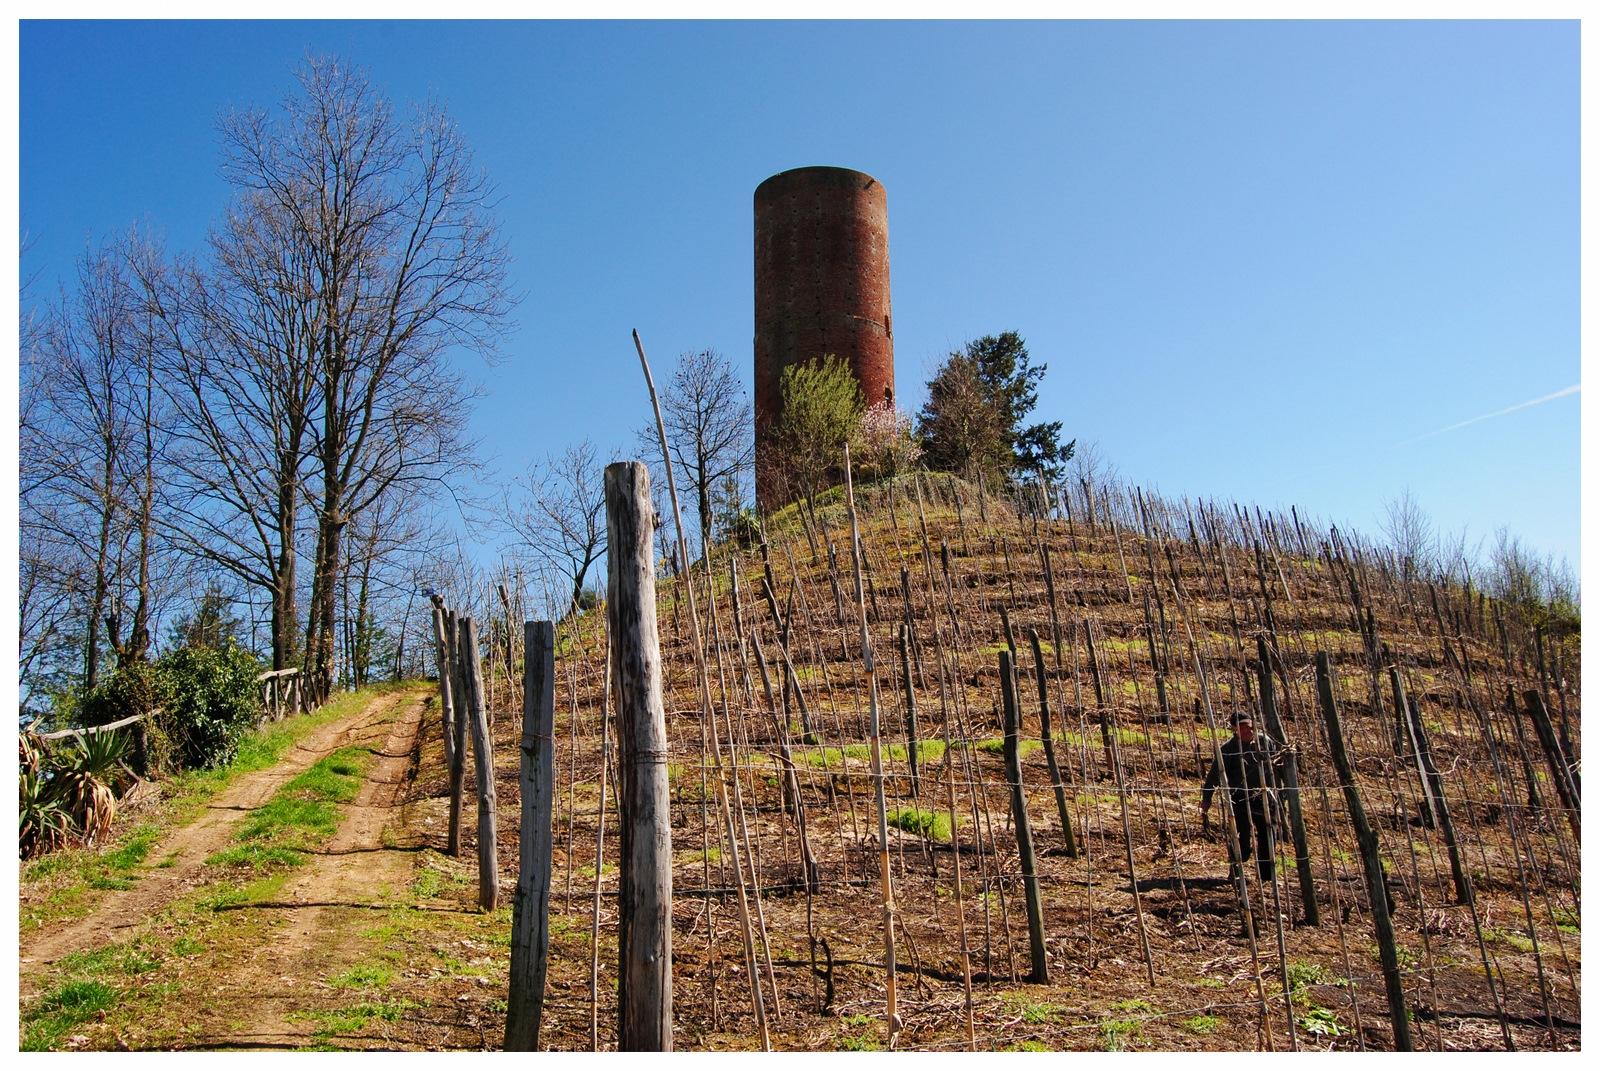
[854, 401, 922, 481]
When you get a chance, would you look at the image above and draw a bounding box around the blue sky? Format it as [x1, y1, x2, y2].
[20, 19, 1580, 574]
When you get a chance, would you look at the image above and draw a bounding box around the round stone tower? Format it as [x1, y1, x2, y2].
[753, 166, 894, 508]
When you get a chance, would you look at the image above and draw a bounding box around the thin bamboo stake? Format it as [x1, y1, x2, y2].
[842, 443, 901, 1040]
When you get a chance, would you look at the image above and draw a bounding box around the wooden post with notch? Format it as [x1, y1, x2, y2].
[607, 460, 673, 1051]
[506, 620, 556, 1050]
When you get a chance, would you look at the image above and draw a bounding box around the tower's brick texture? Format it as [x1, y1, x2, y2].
[754, 166, 893, 508]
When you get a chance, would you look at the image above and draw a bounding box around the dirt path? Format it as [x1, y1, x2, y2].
[21, 687, 421, 981]
[192, 691, 430, 1048]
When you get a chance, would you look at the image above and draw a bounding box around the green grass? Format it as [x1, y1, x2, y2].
[101, 824, 162, 870]
[1099, 999, 1155, 1051]
[205, 844, 309, 869]
[1488, 928, 1537, 953]
[1185, 1014, 1223, 1035]
[330, 964, 394, 989]
[233, 797, 342, 845]
[22, 980, 118, 1050]
[216, 745, 370, 865]
[974, 737, 1042, 758]
[795, 739, 946, 767]
[56, 941, 162, 979]
[1011, 1000, 1060, 1025]
[21, 934, 171, 1050]
[885, 806, 953, 842]
[293, 999, 419, 1040]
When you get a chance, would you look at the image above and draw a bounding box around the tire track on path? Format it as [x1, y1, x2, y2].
[21, 689, 414, 974]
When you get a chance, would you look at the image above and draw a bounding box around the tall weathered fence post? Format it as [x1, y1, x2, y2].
[606, 460, 673, 1052]
[507, 620, 556, 1050]
[430, 599, 457, 789]
[1000, 650, 1049, 984]
[1315, 651, 1413, 1051]
[446, 607, 466, 857]
[460, 616, 500, 910]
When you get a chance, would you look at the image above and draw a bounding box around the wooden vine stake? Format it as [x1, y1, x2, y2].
[999, 650, 1049, 983]
[1255, 637, 1316, 925]
[429, 598, 458, 802]
[460, 617, 499, 910]
[606, 460, 673, 1051]
[843, 442, 901, 1039]
[1523, 689, 1581, 844]
[635, 332, 768, 1048]
[1028, 628, 1077, 857]
[1314, 651, 1413, 1051]
[506, 620, 557, 1050]
[443, 606, 466, 857]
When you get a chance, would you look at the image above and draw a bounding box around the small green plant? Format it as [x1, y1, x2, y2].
[1185, 1014, 1223, 1035]
[1285, 959, 1328, 1001]
[1370, 942, 1421, 969]
[1298, 1006, 1342, 1037]
[413, 867, 444, 900]
[1099, 1000, 1153, 1051]
[886, 806, 953, 842]
[1489, 928, 1536, 953]
[1018, 1001, 1059, 1024]
[1007, 1040, 1050, 1051]
[331, 964, 394, 989]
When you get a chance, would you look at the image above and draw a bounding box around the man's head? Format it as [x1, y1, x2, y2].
[1232, 710, 1257, 743]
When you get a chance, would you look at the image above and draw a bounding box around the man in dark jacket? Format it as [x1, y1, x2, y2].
[1201, 710, 1282, 881]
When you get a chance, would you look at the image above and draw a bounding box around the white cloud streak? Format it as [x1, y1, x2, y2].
[1401, 383, 1580, 445]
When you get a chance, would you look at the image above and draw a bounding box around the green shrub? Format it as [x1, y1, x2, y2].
[154, 643, 263, 770]
[79, 662, 159, 729]
[886, 806, 953, 842]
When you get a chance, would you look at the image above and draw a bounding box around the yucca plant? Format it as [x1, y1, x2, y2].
[53, 730, 131, 846]
[19, 734, 71, 859]
[18, 729, 133, 858]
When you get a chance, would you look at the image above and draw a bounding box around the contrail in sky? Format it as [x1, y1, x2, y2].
[1401, 383, 1580, 445]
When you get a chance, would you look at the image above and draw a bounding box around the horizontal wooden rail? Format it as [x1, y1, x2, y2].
[33, 711, 157, 742]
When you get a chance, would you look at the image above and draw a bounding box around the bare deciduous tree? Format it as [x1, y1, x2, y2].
[502, 440, 613, 617]
[25, 233, 177, 692]
[634, 347, 753, 562]
[1380, 488, 1434, 581]
[215, 55, 513, 701]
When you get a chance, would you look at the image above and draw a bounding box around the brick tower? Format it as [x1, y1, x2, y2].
[753, 166, 894, 509]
